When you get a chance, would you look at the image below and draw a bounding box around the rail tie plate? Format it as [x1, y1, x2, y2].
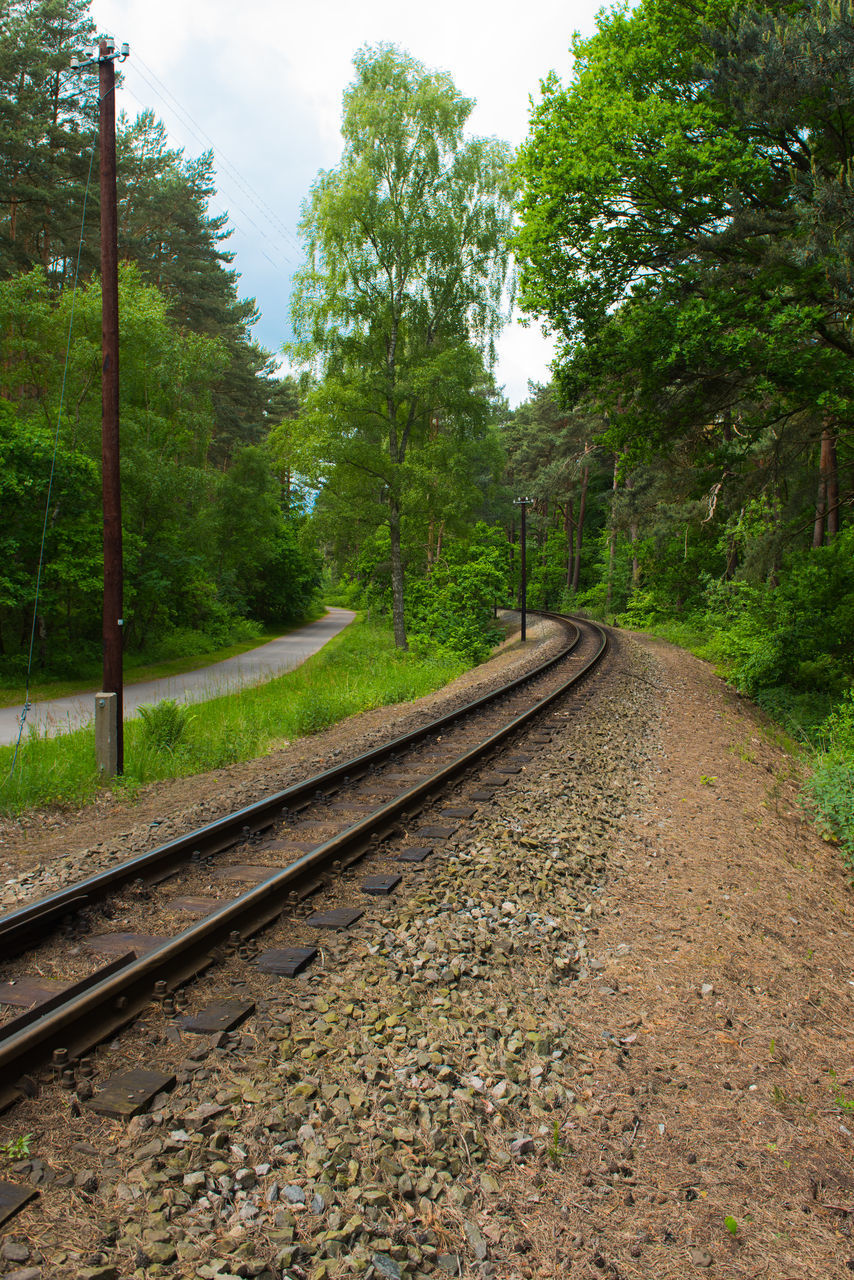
[0, 1181, 38, 1227]
[306, 907, 364, 930]
[256, 946, 318, 977]
[362, 874, 402, 896]
[180, 998, 255, 1034]
[87, 1068, 176, 1118]
[397, 847, 433, 862]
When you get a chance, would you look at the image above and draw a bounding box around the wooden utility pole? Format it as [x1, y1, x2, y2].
[72, 36, 129, 775]
[99, 38, 123, 773]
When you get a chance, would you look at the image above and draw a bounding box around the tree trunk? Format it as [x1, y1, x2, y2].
[625, 473, 639, 586]
[571, 462, 590, 592]
[37, 613, 48, 668]
[388, 494, 408, 649]
[813, 475, 826, 547]
[823, 427, 839, 538]
[813, 435, 829, 547]
[426, 518, 444, 571]
[606, 454, 619, 609]
[564, 496, 575, 590]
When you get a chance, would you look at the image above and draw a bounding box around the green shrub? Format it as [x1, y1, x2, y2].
[527, 530, 571, 611]
[407, 528, 507, 663]
[804, 692, 854, 863]
[616, 588, 662, 630]
[323, 575, 364, 608]
[806, 757, 854, 862]
[137, 699, 193, 751]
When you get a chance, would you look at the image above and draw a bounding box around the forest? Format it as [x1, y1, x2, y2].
[0, 0, 321, 684]
[1, 0, 852, 853]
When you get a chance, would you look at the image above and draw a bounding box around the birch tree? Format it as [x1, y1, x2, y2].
[290, 44, 515, 647]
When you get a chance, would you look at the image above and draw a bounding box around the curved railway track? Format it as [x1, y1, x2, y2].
[0, 612, 608, 1114]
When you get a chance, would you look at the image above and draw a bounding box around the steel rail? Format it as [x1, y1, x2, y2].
[0, 614, 607, 1109]
[0, 612, 580, 956]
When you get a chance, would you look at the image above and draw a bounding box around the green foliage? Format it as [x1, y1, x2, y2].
[527, 530, 570, 611]
[0, 0, 97, 281]
[0, 4, 314, 691]
[704, 530, 854, 698]
[805, 692, 854, 862]
[0, 1133, 32, 1162]
[0, 395, 102, 665]
[406, 526, 508, 662]
[0, 263, 320, 684]
[323, 576, 364, 609]
[136, 699, 193, 752]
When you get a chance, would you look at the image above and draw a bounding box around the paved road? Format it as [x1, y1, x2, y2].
[0, 608, 356, 748]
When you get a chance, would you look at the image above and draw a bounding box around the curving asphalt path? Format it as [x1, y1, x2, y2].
[0, 608, 356, 748]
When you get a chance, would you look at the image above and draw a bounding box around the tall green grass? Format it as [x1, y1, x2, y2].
[0, 617, 467, 817]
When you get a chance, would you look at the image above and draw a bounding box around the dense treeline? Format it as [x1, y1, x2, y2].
[0, 0, 320, 678]
[507, 0, 854, 853]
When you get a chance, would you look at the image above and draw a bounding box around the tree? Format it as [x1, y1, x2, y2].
[503, 385, 608, 599]
[0, 0, 96, 282]
[514, 0, 854, 606]
[0, 396, 101, 663]
[0, 1, 278, 461]
[290, 44, 515, 648]
[115, 110, 278, 460]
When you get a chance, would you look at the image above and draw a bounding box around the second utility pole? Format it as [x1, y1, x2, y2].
[514, 496, 532, 643]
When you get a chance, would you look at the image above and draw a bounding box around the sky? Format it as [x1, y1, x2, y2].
[92, 0, 605, 407]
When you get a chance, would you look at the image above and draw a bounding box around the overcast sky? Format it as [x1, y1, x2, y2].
[92, 0, 605, 406]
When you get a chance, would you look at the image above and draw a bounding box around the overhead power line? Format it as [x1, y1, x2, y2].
[119, 80, 297, 274]
[131, 55, 304, 258]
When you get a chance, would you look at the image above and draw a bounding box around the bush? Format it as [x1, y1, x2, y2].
[804, 692, 854, 864]
[702, 531, 854, 697]
[616, 588, 662, 630]
[407, 533, 507, 663]
[323, 575, 364, 608]
[137, 699, 193, 751]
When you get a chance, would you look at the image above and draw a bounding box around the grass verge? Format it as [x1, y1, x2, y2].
[0, 609, 327, 710]
[0, 615, 467, 818]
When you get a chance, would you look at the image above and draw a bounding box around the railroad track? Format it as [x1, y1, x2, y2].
[0, 612, 607, 1117]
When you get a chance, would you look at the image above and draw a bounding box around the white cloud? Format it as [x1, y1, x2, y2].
[495, 317, 557, 407]
[93, 0, 601, 401]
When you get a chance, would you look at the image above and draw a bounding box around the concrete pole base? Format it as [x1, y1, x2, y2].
[95, 691, 118, 777]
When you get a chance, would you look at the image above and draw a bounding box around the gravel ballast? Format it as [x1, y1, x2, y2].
[1, 627, 852, 1280]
